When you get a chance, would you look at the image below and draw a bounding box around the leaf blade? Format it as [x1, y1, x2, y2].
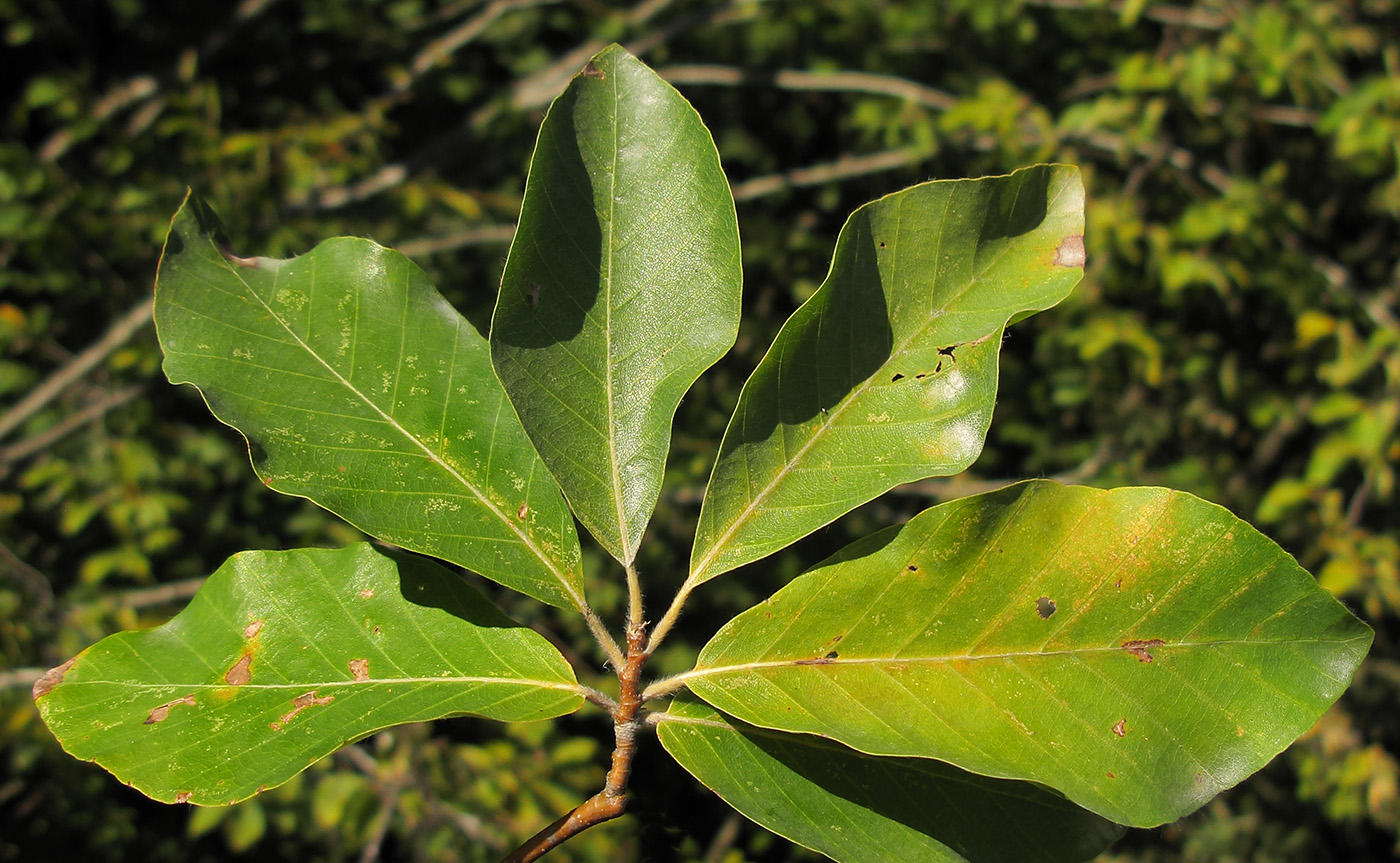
[658, 694, 1123, 863]
[691, 166, 1084, 583]
[684, 480, 1372, 827]
[155, 193, 584, 608]
[492, 44, 742, 565]
[34, 544, 584, 805]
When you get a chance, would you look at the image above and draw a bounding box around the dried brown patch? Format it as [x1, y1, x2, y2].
[360, 589, 374, 598]
[32, 659, 75, 700]
[349, 658, 370, 682]
[516, 502, 529, 520]
[145, 694, 197, 724]
[1121, 638, 1166, 663]
[243, 620, 264, 639]
[1112, 718, 1127, 738]
[1054, 234, 1086, 268]
[174, 791, 192, 804]
[225, 653, 252, 686]
[581, 61, 605, 80]
[269, 690, 334, 730]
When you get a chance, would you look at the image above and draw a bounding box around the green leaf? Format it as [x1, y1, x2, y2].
[658, 694, 1123, 863]
[681, 480, 1372, 827]
[690, 165, 1084, 584]
[33, 544, 584, 805]
[155, 193, 585, 609]
[491, 44, 741, 565]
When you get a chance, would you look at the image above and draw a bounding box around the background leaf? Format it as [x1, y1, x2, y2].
[658, 693, 1123, 863]
[690, 165, 1084, 584]
[155, 194, 585, 609]
[33, 543, 584, 805]
[683, 480, 1372, 827]
[491, 44, 742, 565]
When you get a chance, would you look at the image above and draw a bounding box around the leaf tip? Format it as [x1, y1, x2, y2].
[32, 658, 74, 701]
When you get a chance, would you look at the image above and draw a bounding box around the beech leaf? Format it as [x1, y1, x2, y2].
[155, 193, 585, 608]
[492, 44, 742, 565]
[682, 480, 1372, 827]
[658, 694, 1123, 863]
[690, 165, 1084, 584]
[33, 544, 584, 805]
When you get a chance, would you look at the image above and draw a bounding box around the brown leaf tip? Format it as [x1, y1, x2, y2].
[1035, 596, 1057, 619]
[1055, 234, 1086, 268]
[32, 659, 75, 700]
[1121, 638, 1166, 662]
[349, 658, 370, 682]
[225, 653, 253, 686]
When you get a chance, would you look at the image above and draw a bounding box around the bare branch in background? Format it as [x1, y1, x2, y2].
[0, 384, 145, 472]
[662, 65, 956, 111]
[0, 298, 153, 441]
[1026, 0, 1231, 30]
[118, 578, 206, 609]
[732, 147, 929, 201]
[38, 0, 287, 163]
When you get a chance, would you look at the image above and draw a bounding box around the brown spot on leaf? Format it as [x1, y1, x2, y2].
[581, 60, 605, 79]
[1036, 596, 1057, 619]
[175, 791, 192, 804]
[225, 653, 252, 686]
[907, 565, 918, 572]
[360, 589, 374, 598]
[145, 695, 197, 724]
[270, 690, 334, 730]
[1122, 638, 1166, 662]
[243, 620, 263, 639]
[516, 502, 529, 520]
[1106, 771, 1116, 779]
[32, 659, 74, 700]
[1054, 234, 1086, 268]
[349, 658, 370, 681]
[1112, 718, 1127, 738]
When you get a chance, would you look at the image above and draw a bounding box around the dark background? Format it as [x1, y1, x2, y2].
[2, 1, 1397, 860]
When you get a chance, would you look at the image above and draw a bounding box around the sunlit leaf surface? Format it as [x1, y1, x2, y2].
[155, 194, 584, 608]
[684, 481, 1372, 826]
[493, 44, 741, 565]
[690, 166, 1084, 583]
[35, 544, 584, 805]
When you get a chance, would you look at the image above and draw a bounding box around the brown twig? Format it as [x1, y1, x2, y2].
[501, 623, 648, 863]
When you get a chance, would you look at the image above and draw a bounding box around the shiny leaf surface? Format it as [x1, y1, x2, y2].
[690, 166, 1084, 583]
[155, 194, 584, 608]
[34, 544, 584, 805]
[683, 481, 1372, 826]
[492, 44, 741, 565]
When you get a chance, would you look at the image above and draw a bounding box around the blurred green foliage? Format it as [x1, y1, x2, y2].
[2, 0, 1397, 860]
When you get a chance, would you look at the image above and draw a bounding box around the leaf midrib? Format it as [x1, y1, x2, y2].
[207, 236, 585, 610]
[56, 677, 586, 693]
[676, 634, 1364, 687]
